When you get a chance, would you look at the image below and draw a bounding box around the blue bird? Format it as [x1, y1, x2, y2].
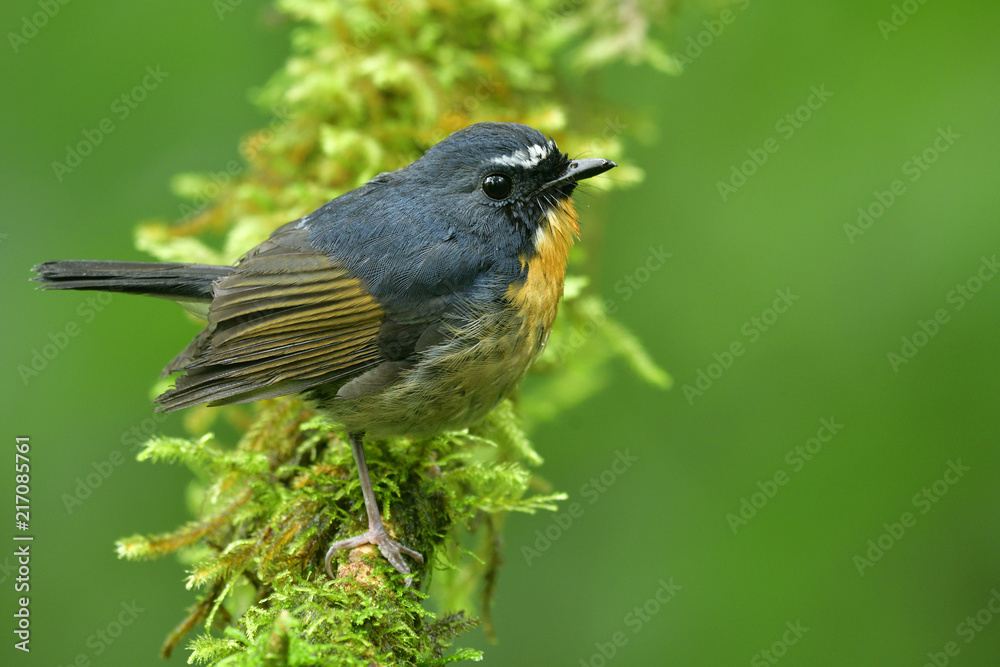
[34, 122, 616, 584]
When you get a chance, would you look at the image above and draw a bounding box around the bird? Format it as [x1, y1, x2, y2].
[33, 121, 616, 584]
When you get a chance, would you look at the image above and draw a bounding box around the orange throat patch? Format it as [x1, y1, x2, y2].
[507, 197, 580, 337]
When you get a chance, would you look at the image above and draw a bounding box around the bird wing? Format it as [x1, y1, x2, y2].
[155, 231, 386, 412]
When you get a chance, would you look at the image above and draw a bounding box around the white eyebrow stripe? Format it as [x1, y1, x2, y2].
[489, 141, 556, 168]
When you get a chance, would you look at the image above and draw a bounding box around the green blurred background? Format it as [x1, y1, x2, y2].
[3, 1, 999, 665]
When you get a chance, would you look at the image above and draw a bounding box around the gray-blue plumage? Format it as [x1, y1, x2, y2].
[32, 121, 616, 580]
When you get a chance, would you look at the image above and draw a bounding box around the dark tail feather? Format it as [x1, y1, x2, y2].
[32, 260, 232, 302]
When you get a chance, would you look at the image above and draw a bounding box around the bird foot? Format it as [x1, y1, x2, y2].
[325, 523, 423, 586]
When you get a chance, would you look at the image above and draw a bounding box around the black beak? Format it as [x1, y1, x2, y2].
[546, 158, 617, 188]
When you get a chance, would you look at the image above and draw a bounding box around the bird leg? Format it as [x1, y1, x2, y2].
[325, 432, 424, 585]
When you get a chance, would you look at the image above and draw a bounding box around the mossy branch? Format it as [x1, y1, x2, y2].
[115, 0, 676, 663]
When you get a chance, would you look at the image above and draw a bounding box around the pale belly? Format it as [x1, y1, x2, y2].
[317, 308, 545, 437]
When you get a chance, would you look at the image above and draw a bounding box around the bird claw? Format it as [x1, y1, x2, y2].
[325, 524, 423, 587]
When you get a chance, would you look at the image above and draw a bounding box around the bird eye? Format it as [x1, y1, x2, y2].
[482, 173, 513, 200]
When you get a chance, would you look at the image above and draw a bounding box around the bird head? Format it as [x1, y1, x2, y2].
[401, 122, 617, 257]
